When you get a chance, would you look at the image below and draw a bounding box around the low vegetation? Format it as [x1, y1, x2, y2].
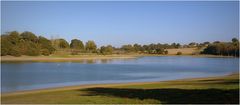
[2, 73, 239, 104]
[1, 31, 239, 57]
[176, 51, 182, 55]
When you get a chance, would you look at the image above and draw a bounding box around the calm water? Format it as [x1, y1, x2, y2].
[1, 56, 239, 93]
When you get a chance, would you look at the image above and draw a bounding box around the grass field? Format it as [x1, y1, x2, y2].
[2, 73, 239, 104]
[166, 48, 199, 55]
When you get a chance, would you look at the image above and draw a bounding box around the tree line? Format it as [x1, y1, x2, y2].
[201, 38, 239, 57]
[1, 31, 239, 57]
[1, 31, 55, 56]
[1, 31, 98, 56]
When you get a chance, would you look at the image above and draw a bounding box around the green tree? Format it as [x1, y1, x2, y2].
[100, 45, 113, 55]
[38, 36, 55, 54]
[232, 38, 239, 43]
[58, 39, 70, 48]
[8, 47, 22, 57]
[8, 31, 21, 45]
[1, 32, 22, 56]
[133, 44, 142, 52]
[1, 35, 12, 56]
[232, 38, 239, 57]
[121, 44, 134, 53]
[171, 43, 176, 48]
[70, 39, 84, 50]
[142, 45, 149, 53]
[20, 31, 38, 42]
[18, 31, 41, 56]
[201, 39, 239, 57]
[85, 40, 97, 53]
[155, 48, 164, 54]
[176, 43, 181, 48]
[25, 42, 40, 56]
[1, 31, 54, 56]
[1, 47, 8, 56]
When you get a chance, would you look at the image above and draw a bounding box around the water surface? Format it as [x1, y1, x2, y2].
[1, 56, 239, 93]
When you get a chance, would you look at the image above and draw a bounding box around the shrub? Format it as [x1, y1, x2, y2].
[176, 51, 182, 55]
[41, 49, 50, 56]
[164, 50, 168, 55]
[1, 48, 8, 56]
[8, 48, 21, 57]
[100, 45, 113, 55]
[26, 48, 40, 56]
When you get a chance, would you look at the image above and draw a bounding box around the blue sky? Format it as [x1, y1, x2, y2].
[1, 1, 239, 47]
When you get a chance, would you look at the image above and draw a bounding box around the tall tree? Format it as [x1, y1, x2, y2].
[58, 39, 70, 48]
[232, 38, 239, 43]
[8, 31, 21, 45]
[38, 36, 55, 55]
[133, 43, 142, 52]
[85, 40, 97, 52]
[70, 39, 84, 50]
[1, 35, 13, 56]
[232, 38, 239, 57]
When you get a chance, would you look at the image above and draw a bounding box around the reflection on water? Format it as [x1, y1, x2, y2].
[1, 56, 239, 93]
[100, 59, 112, 64]
[2, 59, 116, 64]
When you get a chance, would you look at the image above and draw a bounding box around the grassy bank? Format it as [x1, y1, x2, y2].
[1, 54, 234, 62]
[0, 54, 138, 62]
[2, 73, 239, 104]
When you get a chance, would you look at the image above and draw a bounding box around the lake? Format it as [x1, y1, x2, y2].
[1, 56, 239, 93]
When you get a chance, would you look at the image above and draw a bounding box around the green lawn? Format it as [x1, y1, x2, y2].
[2, 73, 239, 104]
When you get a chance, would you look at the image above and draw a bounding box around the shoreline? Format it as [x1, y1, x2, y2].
[1, 54, 235, 62]
[0, 55, 138, 62]
[2, 73, 237, 96]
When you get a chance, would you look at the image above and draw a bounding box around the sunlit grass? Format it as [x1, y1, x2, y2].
[2, 73, 239, 104]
